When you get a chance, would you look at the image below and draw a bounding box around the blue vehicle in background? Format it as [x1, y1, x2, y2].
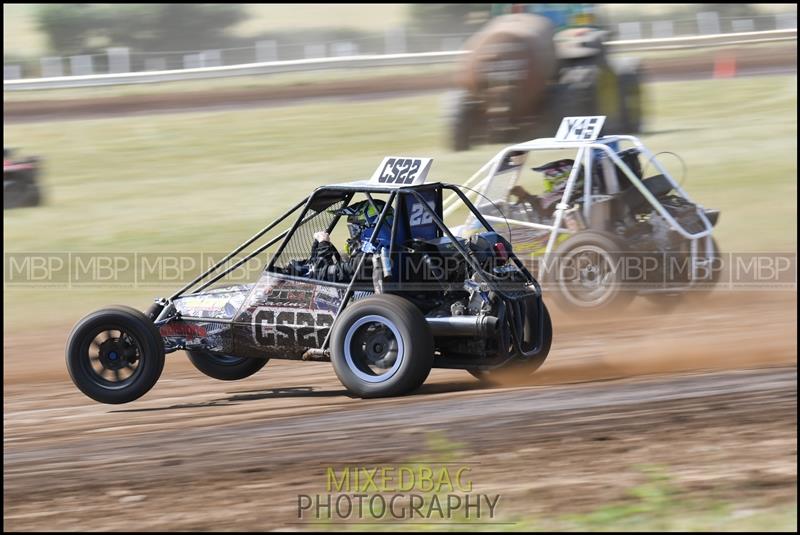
[450, 3, 644, 151]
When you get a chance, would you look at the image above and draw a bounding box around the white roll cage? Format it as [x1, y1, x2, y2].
[443, 135, 716, 282]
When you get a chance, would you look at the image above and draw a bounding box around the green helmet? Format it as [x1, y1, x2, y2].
[335, 200, 394, 256]
[533, 159, 575, 193]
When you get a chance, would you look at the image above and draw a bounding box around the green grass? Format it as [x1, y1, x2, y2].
[2, 65, 456, 102]
[3, 75, 797, 331]
[508, 466, 797, 532]
[307, 436, 797, 532]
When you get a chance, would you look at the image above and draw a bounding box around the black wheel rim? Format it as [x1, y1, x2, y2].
[78, 325, 144, 390]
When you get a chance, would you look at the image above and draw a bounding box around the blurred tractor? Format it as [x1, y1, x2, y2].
[449, 3, 644, 151]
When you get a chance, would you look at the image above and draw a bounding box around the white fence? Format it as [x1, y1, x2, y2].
[4, 29, 796, 91]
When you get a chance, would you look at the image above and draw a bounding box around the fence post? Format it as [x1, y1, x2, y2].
[697, 12, 721, 34]
[201, 50, 222, 67]
[183, 54, 202, 69]
[775, 12, 797, 30]
[651, 20, 674, 39]
[40, 56, 64, 77]
[107, 47, 130, 74]
[385, 27, 406, 54]
[304, 44, 326, 59]
[4, 65, 22, 80]
[617, 22, 642, 40]
[331, 42, 358, 57]
[256, 40, 277, 62]
[730, 19, 754, 33]
[70, 55, 94, 76]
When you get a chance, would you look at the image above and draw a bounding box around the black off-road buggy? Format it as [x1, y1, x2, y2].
[66, 157, 552, 404]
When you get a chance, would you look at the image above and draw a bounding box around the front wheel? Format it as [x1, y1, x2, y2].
[187, 350, 268, 381]
[330, 295, 433, 398]
[547, 231, 635, 314]
[66, 306, 165, 404]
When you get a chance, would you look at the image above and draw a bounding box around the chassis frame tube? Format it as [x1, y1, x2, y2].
[170, 196, 308, 300]
[409, 188, 546, 359]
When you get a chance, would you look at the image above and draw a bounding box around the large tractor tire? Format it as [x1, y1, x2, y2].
[609, 57, 644, 133]
[450, 91, 482, 152]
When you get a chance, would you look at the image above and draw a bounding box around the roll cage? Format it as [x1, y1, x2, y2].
[153, 181, 545, 360]
[443, 134, 717, 283]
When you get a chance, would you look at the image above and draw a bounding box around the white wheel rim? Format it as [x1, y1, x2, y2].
[343, 315, 404, 383]
[559, 245, 618, 308]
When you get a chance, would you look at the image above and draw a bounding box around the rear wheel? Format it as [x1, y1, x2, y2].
[331, 295, 433, 398]
[187, 350, 268, 381]
[469, 302, 553, 384]
[640, 236, 722, 309]
[66, 306, 165, 404]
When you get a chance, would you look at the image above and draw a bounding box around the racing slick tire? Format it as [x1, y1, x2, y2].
[187, 350, 268, 381]
[469, 301, 553, 385]
[331, 294, 433, 398]
[640, 236, 722, 310]
[547, 230, 635, 314]
[66, 306, 165, 404]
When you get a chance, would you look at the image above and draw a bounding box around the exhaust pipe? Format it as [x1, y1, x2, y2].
[426, 315, 498, 337]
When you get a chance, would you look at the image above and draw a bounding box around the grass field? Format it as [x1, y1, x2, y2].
[3, 74, 797, 331]
[2, 65, 456, 102]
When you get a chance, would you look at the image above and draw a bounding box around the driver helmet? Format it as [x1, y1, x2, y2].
[532, 159, 575, 193]
[337, 200, 393, 255]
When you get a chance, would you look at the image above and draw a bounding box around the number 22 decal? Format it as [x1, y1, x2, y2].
[409, 201, 435, 226]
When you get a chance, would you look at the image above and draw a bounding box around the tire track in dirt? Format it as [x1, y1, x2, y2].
[3, 290, 796, 529]
[4, 367, 796, 530]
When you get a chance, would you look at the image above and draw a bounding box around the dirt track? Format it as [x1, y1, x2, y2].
[3, 291, 796, 530]
[4, 44, 796, 123]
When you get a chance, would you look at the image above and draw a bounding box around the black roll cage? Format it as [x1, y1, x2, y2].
[163, 182, 545, 359]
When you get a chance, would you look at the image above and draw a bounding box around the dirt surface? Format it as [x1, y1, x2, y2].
[4, 44, 796, 123]
[3, 291, 796, 530]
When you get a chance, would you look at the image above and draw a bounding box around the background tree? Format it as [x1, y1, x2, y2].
[408, 4, 491, 35]
[35, 3, 246, 55]
[36, 4, 105, 55]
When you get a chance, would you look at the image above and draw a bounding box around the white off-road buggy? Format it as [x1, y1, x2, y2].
[446, 116, 721, 312]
